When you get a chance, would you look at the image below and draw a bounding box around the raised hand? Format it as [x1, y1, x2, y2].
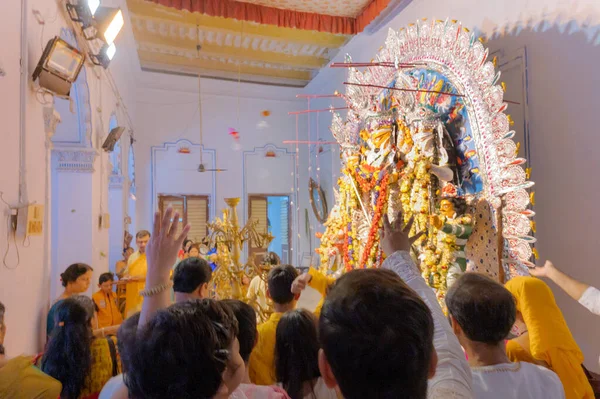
[147, 207, 191, 281]
[529, 260, 557, 278]
[139, 208, 191, 328]
[381, 211, 424, 256]
[291, 273, 312, 295]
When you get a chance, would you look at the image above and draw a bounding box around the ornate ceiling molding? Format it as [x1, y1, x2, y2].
[127, 0, 352, 86]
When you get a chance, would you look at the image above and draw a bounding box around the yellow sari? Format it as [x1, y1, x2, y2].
[124, 253, 147, 318]
[505, 276, 593, 399]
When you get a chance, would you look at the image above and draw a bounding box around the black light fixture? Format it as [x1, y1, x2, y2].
[102, 126, 126, 152]
[66, 0, 100, 27]
[32, 37, 85, 97]
[90, 42, 116, 69]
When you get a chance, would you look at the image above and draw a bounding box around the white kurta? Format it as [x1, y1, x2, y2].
[382, 251, 473, 399]
[471, 362, 565, 399]
[578, 286, 600, 368]
[579, 286, 600, 316]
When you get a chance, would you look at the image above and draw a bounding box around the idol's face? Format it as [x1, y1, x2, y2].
[440, 199, 455, 218]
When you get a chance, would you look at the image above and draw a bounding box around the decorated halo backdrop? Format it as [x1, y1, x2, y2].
[322, 18, 536, 286]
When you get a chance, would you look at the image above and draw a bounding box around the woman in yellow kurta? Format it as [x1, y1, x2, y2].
[124, 253, 147, 318]
[505, 276, 594, 399]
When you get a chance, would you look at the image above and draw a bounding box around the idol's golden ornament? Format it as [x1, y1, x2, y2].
[206, 198, 274, 322]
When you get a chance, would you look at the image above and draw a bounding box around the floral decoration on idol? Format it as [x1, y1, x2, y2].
[316, 18, 535, 305]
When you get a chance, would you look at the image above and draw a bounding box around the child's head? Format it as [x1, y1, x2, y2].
[117, 312, 141, 373]
[267, 265, 299, 305]
[318, 269, 435, 399]
[188, 244, 200, 258]
[446, 272, 516, 347]
[275, 309, 320, 399]
[221, 299, 257, 364]
[98, 272, 115, 294]
[173, 257, 213, 300]
[126, 299, 244, 399]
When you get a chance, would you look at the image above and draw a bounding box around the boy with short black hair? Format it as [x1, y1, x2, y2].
[92, 272, 123, 328]
[248, 264, 299, 385]
[173, 257, 213, 303]
[316, 212, 473, 399]
[446, 273, 564, 398]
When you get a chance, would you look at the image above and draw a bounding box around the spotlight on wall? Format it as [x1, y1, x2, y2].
[87, 7, 124, 45]
[66, 0, 100, 26]
[90, 42, 116, 69]
[32, 37, 85, 97]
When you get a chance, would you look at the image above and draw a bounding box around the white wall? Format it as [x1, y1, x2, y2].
[135, 72, 310, 264]
[0, 0, 140, 356]
[306, 0, 600, 371]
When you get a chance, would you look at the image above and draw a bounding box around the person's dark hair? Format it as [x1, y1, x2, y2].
[60, 263, 93, 287]
[275, 309, 321, 399]
[267, 265, 298, 304]
[136, 230, 151, 239]
[263, 252, 281, 266]
[446, 272, 516, 345]
[446, 197, 468, 216]
[319, 269, 434, 399]
[122, 247, 133, 256]
[173, 257, 213, 293]
[99, 272, 115, 285]
[221, 299, 256, 363]
[126, 299, 238, 399]
[182, 239, 193, 251]
[41, 296, 94, 399]
[118, 312, 141, 373]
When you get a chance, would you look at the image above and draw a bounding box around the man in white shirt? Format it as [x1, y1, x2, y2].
[316, 213, 473, 399]
[445, 272, 565, 399]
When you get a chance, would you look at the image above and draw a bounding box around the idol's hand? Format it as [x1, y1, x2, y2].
[147, 207, 190, 283]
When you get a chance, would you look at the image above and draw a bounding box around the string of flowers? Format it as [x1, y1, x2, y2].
[360, 172, 390, 268]
[353, 164, 384, 193]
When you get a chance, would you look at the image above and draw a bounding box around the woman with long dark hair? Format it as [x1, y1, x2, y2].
[46, 263, 93, 337]
[41, 296, 120, 399]
[275, 309, 337, 399]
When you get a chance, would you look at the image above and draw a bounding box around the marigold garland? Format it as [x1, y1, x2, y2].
[360, 173, 389, 268]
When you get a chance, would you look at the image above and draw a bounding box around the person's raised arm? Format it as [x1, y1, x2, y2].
[138, 208, 190, 329]
[530, 261, 589, 300]
[380, 212, 472, 398]
[531, 260, 600, 315]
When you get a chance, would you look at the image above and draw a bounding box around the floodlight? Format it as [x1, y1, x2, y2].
[94, 7, 124, 45]
[102, 126, 126, 152]
[66, 0, 101, 26]
[32, 37, 85, 97]
[91, 42, 116, 69]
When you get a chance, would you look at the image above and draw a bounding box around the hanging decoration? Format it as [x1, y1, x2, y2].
[316, 18, 536, 305]
[257, 109, 271, 129]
